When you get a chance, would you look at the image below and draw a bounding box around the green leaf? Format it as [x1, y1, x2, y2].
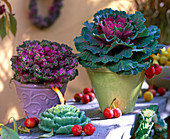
[135, 35, 154, 48]
[83, 21, 94, 31]
[79, 59, 103, 69]
[132, 40, 158, 62]
[102, 41, 134, 55]
[18, 125, 30, 134]
[92, 55, 119, 63]
[84, 32, 100, 45]
[114, 48, 133, 59]
[37, 129, 54, 138]
[7, 117, 18, 133]
[0, 16, 7, 39]
[137, 28, 149, 38]
[132, 48, 146, 53]
[106, 59, 138, 72]
[130, 11, 146, 32]
[5, 13, 10, 39]
[9, 14, 17, 36]
[74, 36, 102, 54]
[79, 51, 99, 61]
[1, 126, 19, 139]
[93, 33, 117, 43]
[93, 48, 133, 63]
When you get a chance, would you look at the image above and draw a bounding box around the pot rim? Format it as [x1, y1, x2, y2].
[86, 67, 145, 75]
[13, 80, 50, 89]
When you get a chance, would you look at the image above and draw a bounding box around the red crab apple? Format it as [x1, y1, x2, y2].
[91, 88, 94, 93]
[74, 93, 83, 102]
[153, 64, 162, 75]
[24, 117, 36, 128]
[145, 66, 155, 79]
[88, 92, 95, 101]
[157, 87, 166, 96]
[148, 89, 156, 97]
[72, 125, 82, 136]
[32, 117, 39, 125]
[103, 107, 114, 119]
[24, 112, 37, 128]
[83, 88, 91, 94]
[84, 123, 95, 135]
[113, 108, 122, 118]
[81, 94, 90, 104]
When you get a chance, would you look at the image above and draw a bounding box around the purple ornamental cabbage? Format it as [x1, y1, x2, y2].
[74, 9, 164, 75]
[11, 40, 78, 89]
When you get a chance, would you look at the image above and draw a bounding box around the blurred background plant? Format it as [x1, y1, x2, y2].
[0, 0, 17, 39]
[117, 0, 170, 45]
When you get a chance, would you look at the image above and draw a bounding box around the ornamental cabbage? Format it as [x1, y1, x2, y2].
[11, 40, 78, 88]
[74, 8, 164, 75]
[38, 105, 91, 134]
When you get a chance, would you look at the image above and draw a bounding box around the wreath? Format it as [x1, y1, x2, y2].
[29, 0, 63, 29]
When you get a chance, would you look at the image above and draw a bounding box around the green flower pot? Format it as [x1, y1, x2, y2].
[86, 68, 145, 114]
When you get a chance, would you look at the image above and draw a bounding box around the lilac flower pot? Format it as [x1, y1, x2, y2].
[14, 80, 67, 118]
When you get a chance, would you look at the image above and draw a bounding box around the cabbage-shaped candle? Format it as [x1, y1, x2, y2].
[38, 105, 91, 134]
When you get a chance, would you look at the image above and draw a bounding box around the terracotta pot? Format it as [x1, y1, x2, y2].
[86, 68, 145, 114]
[14, 80, 67, 118]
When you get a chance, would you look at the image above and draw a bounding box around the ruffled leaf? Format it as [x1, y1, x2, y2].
[106, 59, 138, 72]
[39, 105, 91, 134]
[74, 37, 102, 54]
[79, 59, 103, 69]
[129, 11, 146, 32]
[102, 41, 134, 54]
[79, 51, 99, 62]
[92, 55, 118, 63]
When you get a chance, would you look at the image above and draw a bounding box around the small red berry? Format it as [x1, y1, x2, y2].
[145, 66, 155, 77]
[84, 123, 95, 135]
[113, 108, 122, 118]
[32, 117, 39, 125]
[24, 118, 36, 128]
[83, 88, 91, 94]
[153, 64, 162, 75]
[81, 94, 90, 104]
[146, 74, 154, 79]
[74, 93, 83, 102]
[88, 92, 95, 102]
[72, 125, 82, 136]
[91, 88, 94, 93]
[148, 89, 156, 97]
[157, 87, 166, 96]
[103, 108, 114, 119]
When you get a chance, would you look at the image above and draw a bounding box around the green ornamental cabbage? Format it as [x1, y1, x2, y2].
[38, 105, 91, 134]
[74, 8, 164, 75]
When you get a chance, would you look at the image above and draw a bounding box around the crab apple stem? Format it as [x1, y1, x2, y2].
[7, 117, 13, 124]
[25, 111, 29, 119]
[110, 98, 116, 109]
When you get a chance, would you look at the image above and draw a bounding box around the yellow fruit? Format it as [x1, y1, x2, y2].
[162, 51, 168, 56]
[161, 48, 166, 53]
[152, 59, 159, 65]
[165, 61, 170, 66]
[143, 91, 153, 102]
[159, 56, 168, 65]
[167, 53, 170, 60]
[151, 54, 160, 60]
[138, 90, 142, 98]
[167, 47, 170, 53]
